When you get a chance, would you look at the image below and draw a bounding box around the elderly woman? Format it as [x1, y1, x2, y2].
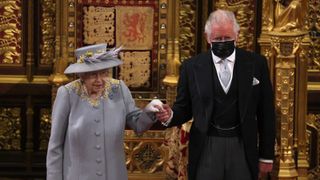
[46, 44, 161, 180]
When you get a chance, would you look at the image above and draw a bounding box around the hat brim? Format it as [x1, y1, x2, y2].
[64, 58, 123, 74]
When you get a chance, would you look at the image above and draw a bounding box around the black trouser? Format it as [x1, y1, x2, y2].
[196, 136, 252, 180]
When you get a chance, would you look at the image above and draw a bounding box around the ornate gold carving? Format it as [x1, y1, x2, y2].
[308, 0, 320, 31]
[296, 38, 309, 177]
[83, 6, 115, 45]
[158, 0, 168, 99]
[162, 87, 180, 178]
[0, 107, 21, 150]
[261, 46, 274, 62]
[125, 130, 166, 174]
[276, 65, 296, 176]
[116, 6, 154, 49]
[0, 75, 49, 84]
[308, 36, 320, 72]
[306, 114, 320, 179]
[271, 34, 308, 178]
[125, 130, 166, 139]
[67, 0, 76, 62]
[0, 0, 21, 64]
[163, 127, 180, 179]
[119, 51, 151, 88]
[262, 0, 274, 32]
[262, 0, 308, 32]
[49, 0, 72, 87]
[40, 0, 56, 65]
[132, 143, 163, 173]
[215, 0, 255, 51]
[274, 0, 307, 32]
[270, 35, 304, 58]
[179, 0, 196, 62]
[39, 108, 51, 151]
[164, 42, 180, 82]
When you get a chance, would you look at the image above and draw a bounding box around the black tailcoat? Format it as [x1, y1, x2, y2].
[168, 48, 275, 180]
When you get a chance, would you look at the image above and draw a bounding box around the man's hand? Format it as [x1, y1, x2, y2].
[155, 104, 172, 123]
[258, 162, 273, 179]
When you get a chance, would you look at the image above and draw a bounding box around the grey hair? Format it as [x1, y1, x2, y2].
[204, 9, 240, 42]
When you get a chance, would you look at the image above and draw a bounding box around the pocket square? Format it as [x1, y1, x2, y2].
[252, 77, 260, 86]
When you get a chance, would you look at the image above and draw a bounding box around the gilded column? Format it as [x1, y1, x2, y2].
[26, 0, 34, 172]
[295, 35, 310, 179]
[48, 0, 69, 101]
[259, 0, 310, 179]
[26, 0, 34, 82]
[270, 33, 303, 179]
[162, 0, 181, 179]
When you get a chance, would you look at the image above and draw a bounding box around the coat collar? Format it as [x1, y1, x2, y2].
[65, 78, 120, 107]
[192, 51, 214, 132]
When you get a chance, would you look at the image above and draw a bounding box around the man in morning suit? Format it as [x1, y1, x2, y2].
[156, 9, 275, 180]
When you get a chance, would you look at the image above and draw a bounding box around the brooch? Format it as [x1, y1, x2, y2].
[108, 83, 119, 100]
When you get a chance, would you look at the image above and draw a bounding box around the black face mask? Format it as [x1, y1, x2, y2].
[211, 40, 235, 59]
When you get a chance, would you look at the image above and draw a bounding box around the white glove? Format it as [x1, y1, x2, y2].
[144, 99, 163, 112]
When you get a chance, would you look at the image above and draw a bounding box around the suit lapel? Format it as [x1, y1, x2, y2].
[236, 49, 254, 123]
[191, 49, 254, 128]
[193, 52, 214, 132]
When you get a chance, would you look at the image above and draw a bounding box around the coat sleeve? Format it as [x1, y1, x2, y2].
[257, 56, 276, 160]
[120, 80, 155, 134]
[46, 86, 70, 180]
[169, 61, 193, 127]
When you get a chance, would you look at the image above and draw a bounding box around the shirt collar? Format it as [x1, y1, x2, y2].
[211, 49, 236, 64]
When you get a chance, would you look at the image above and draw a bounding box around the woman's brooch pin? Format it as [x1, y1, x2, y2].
[108, 83, 119, 99]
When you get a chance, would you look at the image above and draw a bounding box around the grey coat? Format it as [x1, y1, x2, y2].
[46, 79, 155, 180]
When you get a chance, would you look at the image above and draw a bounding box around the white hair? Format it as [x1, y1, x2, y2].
[204, 9, 240, 42]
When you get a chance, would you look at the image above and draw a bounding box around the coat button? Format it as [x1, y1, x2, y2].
[94, 119, 101, 123]
[96, 158, 102, 163]
[95, 145, 101, 150]
[95, 132, 101, 136]
[96, 171, 102, 176]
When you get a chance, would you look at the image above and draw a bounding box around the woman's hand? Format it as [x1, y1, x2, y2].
[144, 99, 164, 112]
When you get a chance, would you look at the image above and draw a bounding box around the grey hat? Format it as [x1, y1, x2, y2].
[64, 44, 123, 74]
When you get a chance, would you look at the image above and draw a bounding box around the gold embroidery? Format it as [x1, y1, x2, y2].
[83, 6, 115, 45]
[65, 78, 120, 107]
[119, 51, 150, 88]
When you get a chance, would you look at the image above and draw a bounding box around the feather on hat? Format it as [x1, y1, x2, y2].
[64, 44, 123, 74]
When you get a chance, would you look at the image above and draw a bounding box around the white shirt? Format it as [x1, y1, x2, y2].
[211, 49, 236, 93]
